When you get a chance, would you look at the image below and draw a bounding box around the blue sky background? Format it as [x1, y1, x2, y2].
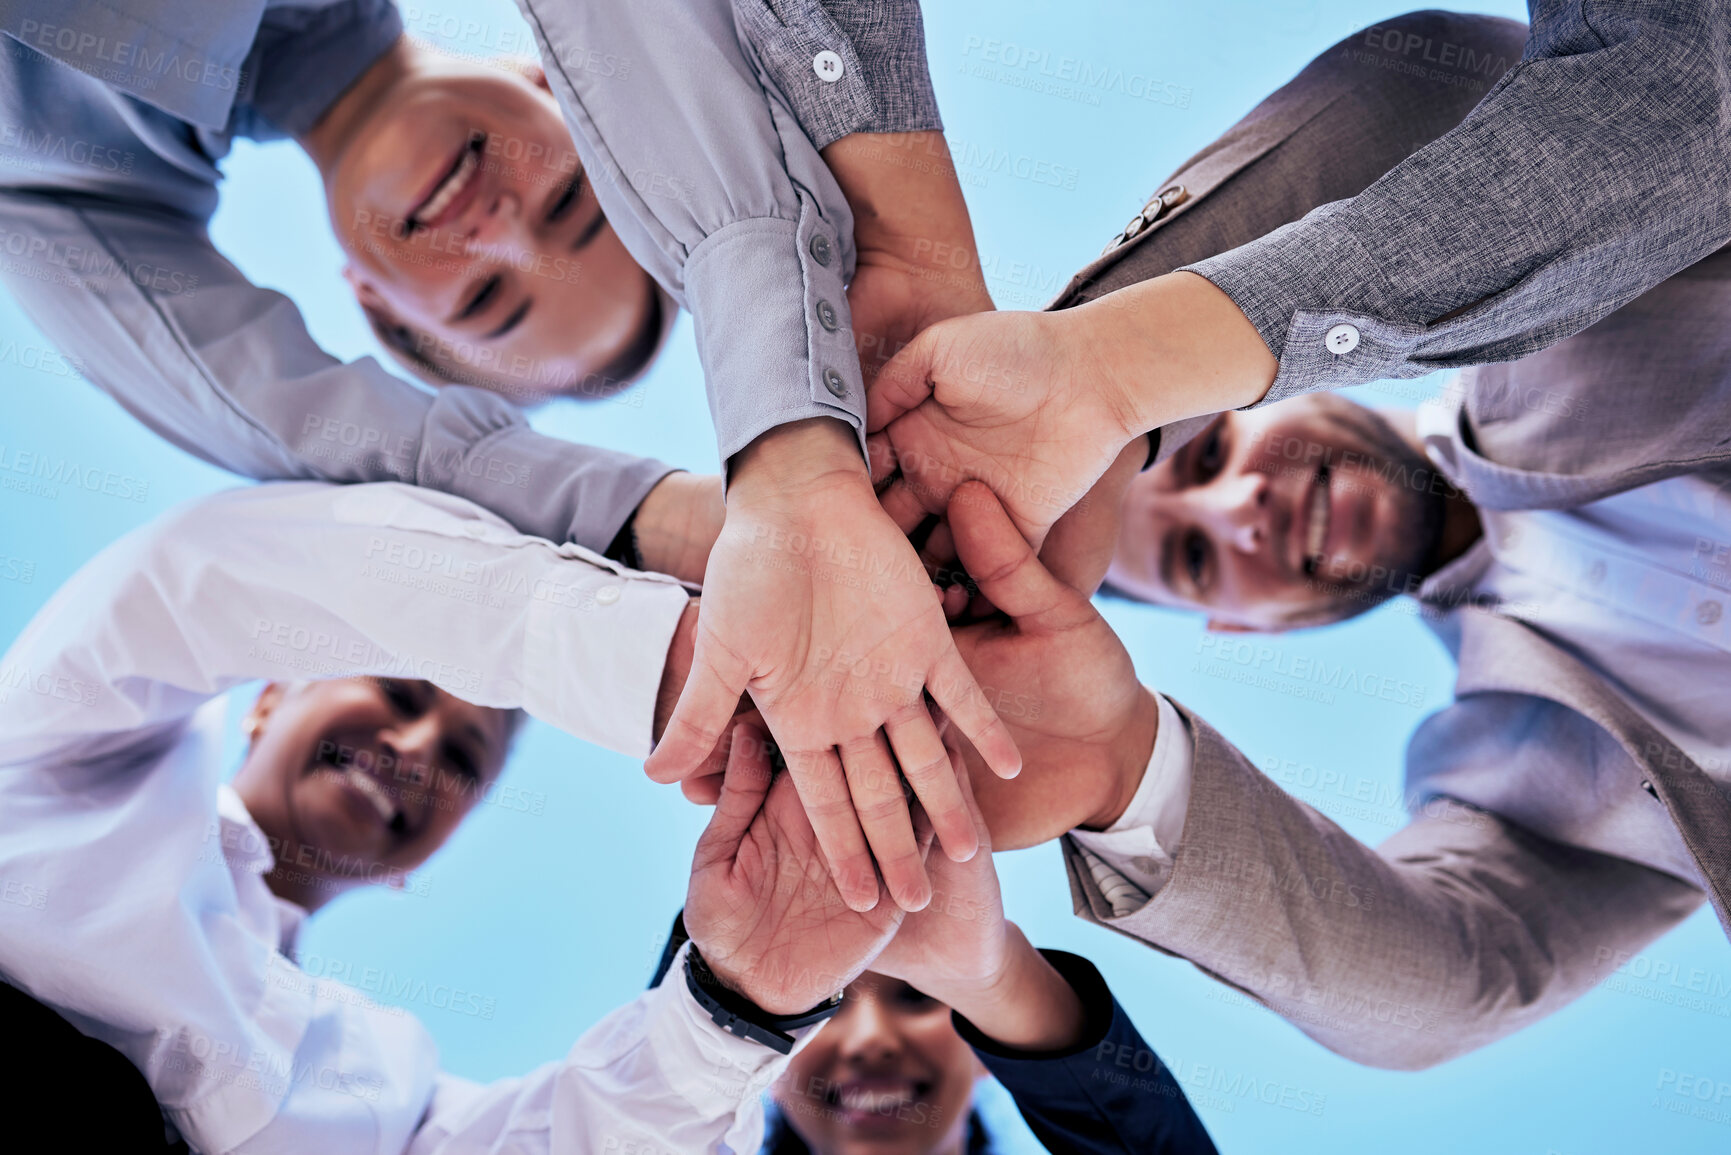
[2, 1, 1728, 1152]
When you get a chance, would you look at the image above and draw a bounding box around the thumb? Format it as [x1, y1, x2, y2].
[947, 480, 1090, 633]
[867, 323, 944, 432]
[690, 723, 775, 872]
[644, 631, 752, 783]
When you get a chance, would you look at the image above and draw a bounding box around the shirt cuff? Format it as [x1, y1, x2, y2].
[1181, 200, 1434, 406]
[1067, 692, 1194, 905]
[521, 549, 691, 758]
[684, 214, 866, 464]
[646, 943, 805, 1152]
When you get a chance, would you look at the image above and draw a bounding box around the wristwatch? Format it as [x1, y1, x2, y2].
[683, 943, 843, 1055]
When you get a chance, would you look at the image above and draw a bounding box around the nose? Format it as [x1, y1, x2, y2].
[466, 189, 531, 260]
[1195, 470, 1271, 555]
[832, 993, 903, 1066]
[378, 714, 443, 787]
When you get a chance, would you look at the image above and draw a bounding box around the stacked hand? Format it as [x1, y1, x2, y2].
[869, 273, 1279, 550]
[647, 419, 1021, 917]
[685, 721, 909, 1014]
[872, 735, 1086, 1051]
[944, 481, 1159, 849]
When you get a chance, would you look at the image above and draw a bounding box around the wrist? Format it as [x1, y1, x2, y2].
[944, 925, 1085, 1051]
[1087, 685, 1160, 830]
[728, 418, 870, 503]
[1082, 272, 1277, 435]
[632, 472, 725, 584]
[653, 598, 701, 745]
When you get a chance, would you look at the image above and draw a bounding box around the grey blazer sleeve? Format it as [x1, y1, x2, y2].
[0, 193, 672, 550]
[732, 0, 942, 150]
[1187, 0, 1731, 404]
[1061, 705, 1705, 1070]
[516, 0, 867, 463]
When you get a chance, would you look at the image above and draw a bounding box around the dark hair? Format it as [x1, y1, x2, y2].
[358, 280, 663, 404]
[760, 1104, 994, 1155]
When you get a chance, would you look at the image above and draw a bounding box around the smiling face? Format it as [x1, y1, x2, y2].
[324, 49, 661, 402]
[233, 678, 513, 906]
[1108, 395, 1449, 630]
[774, 974, 981, 1155]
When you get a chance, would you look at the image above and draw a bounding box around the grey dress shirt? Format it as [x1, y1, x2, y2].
[0, 0, 938, 544]
[516, 0, 940, 462]
[1185, 0, 1731, 407]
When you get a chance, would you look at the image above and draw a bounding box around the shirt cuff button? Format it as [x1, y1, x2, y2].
[1325, 323, 1361, 355]
[813, 50, 844, 83]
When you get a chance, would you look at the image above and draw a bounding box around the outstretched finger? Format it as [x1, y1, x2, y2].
[884, 704, 977, 864]
[927, 643, 1021, 780]
[645, 635, 753, 784]
[840, 731, 930, 912]
[785, 745, 882, 914]
[948, 480, 1093, 634]
[690, 723, 775, 873]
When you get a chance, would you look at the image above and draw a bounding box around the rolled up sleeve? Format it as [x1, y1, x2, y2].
[516, 0, 867, 462]
[1186, 0, 1731, 404]
[732, 0, 942, 150]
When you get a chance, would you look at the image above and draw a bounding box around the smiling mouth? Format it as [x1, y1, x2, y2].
[1302, 463, 1331, 575]
[408, 132, 485, 234]
[828, 1079, 930, 1120]
[313, 745, 406, 833]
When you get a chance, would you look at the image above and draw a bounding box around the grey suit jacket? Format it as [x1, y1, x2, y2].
[1053, 11, 1729, 1070]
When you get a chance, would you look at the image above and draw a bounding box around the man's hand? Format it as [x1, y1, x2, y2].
[870, 273, 1277, 549]
[646, 419, 1022, 916]
[872, 745, 1085, 1051]
[945, 481, 1160, 850]
[685, 721, 907, 1015]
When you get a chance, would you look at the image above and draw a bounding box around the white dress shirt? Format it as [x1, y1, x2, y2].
[1075, 398, 1731, 915]
[0, 482, 799, 1155]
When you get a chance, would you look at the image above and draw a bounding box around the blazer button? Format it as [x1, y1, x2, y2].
[809, 234, 833, 266]
[1159, 183, 1189, 208]
[1123, 213, 1145, 239]
[823, 367, 848, 398]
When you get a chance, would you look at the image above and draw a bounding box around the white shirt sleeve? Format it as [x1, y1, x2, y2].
[407, 944, 800, 1155]
[0, 481, 692, 770]
[1068, 692, 1196, 914]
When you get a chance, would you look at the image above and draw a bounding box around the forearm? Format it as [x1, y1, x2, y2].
[520, 0, 866, 464]
[1186, 0, 1731, 400]
[1070, 707, 1706, 1069]
[964, 950, 1218, 1155]
[622, 473, 725, 585]
[0, 193, 673, 551]
[734, 0, 941, 151]
[937, 924, 1084, 1052]
[0, 483, 691, 768]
